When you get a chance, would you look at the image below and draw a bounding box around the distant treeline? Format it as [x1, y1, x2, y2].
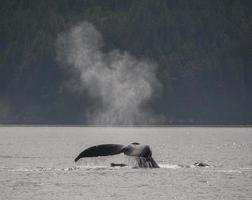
[0, 0, 251, 125]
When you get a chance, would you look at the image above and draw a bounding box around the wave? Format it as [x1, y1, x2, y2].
[2, 163, 252, 173]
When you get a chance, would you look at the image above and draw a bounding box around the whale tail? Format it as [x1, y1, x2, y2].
[74, 144, 125, 162]
[74, 143, 159, 168]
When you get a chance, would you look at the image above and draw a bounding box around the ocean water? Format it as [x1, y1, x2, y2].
[0, 127, 251, 200]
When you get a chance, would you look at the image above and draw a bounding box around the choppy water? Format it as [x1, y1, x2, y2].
[0, 127, 251, 200]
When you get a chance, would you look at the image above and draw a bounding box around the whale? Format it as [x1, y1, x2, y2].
[74, 142, 159, 168]
[193, 162, 210, 167]
[110, 163, 127, 167]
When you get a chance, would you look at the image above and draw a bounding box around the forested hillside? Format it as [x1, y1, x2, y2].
[0, 0, 251, 125]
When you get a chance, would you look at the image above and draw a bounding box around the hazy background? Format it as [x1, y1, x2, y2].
[0, 0, 251, 125]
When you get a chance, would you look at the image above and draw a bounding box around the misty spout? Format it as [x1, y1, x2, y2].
[56, 22, 164, 125]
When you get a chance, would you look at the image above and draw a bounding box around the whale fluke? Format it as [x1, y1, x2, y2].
[74, 144, 125, 162]
[74, 143, 159, 168]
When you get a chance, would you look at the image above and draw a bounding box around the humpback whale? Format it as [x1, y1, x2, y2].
[74, 142, 159, 168]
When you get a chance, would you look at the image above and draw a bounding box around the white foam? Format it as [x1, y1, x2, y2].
[158, 164, 182, 169]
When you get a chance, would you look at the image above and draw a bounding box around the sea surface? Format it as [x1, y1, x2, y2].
[0, 127, 251, 200]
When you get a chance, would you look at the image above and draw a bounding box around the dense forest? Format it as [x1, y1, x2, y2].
[0, 0, 251, 125]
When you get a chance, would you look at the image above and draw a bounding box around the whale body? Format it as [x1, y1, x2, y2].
[74, 142, 159, 168]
